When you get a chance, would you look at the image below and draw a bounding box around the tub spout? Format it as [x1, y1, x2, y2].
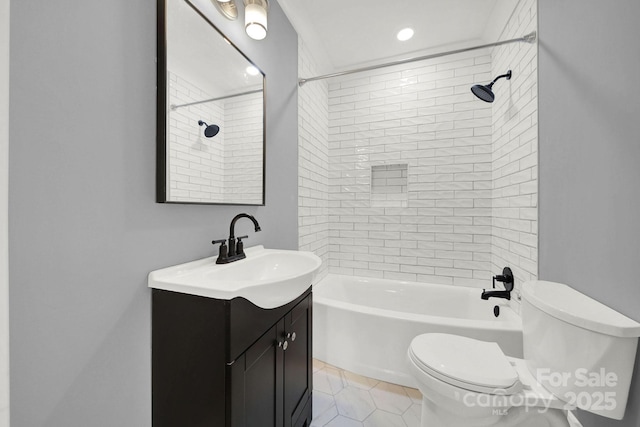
[481, 289, 511, 300]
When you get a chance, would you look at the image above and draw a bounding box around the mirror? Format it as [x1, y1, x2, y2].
[157, 0, 265, 205]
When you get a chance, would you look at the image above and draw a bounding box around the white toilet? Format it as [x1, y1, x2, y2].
[407, 280, 640, 427]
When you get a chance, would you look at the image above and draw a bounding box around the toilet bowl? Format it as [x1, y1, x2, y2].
[408, 334, 569, 427]
[407, 280, 640, 427]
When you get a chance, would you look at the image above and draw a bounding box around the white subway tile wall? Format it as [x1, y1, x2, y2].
[298, 1, 537, 291]
[326, 49, 495, 287]
[298, 39, 330, 280]
[491, 0, 538, 310]
[168, 71, 263, 203]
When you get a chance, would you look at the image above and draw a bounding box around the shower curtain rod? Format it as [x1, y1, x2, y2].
[298, 31, 536, 86]
[170, 88, 263, 110]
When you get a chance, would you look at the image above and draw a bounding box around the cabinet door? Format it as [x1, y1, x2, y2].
[152, 290, 228, 427]
[229, 320, 285, 427]
[283, 295, 312, 427]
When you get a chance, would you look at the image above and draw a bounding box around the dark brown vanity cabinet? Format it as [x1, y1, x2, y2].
[152, 287, 312, 427]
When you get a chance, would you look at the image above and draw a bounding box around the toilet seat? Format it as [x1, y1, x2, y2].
[409, 333, 523, 395]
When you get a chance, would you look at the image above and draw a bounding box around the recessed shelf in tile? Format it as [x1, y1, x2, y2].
[371, 164, 408, 208]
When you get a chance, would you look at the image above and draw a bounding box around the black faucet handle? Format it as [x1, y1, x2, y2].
[212, 239, 229, 264]
[493, 267, 514, 291]
[492, 276, 499, 289]
[236, 235, 248, 256]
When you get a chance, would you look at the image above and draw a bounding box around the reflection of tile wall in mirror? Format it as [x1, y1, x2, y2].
[168, 71, 225, 202]
[168, 70, 263, 203]
[223, 94, 264, 203]
[159, 0, 264, 204]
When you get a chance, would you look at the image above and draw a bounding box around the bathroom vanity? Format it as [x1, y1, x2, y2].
[152, 288, 312, 427]
[148, 246, 321, 427]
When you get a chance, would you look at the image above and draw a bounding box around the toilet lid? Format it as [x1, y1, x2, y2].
[409, 333, 519, 392]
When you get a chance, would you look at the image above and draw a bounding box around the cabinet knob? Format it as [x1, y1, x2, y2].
[287, 332, 296, 342]
[278, 340, 288, 351]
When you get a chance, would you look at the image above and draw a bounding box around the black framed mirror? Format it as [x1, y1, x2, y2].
[157, 0, 265, 205]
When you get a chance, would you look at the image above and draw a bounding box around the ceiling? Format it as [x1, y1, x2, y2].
[278, 0, 520, 75]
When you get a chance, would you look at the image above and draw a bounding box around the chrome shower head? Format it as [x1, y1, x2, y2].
[198, 120, 220, 138]
[471, 70, 512, 103]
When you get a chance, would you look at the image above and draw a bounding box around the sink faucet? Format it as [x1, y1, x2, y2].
[228, 213, 261, 257]
[481, 267, 514, 301]
[212, 213, 261, 264]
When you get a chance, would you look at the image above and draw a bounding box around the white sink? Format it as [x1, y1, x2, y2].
[148, 245, 322, 309]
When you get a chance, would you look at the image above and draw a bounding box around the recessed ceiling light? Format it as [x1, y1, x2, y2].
[246, 66, 260, 76]
[397, 28, 414, 42]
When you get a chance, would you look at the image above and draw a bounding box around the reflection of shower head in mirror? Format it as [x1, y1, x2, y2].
[198, 120, 220, 138]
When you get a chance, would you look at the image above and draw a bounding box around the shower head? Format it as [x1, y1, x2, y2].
[471, 83, 495, 103]
[471, 70, 512, 103]
[198, 120, 220, 138]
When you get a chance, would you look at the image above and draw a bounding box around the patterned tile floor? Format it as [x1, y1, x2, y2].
[311, 359, 423, 427]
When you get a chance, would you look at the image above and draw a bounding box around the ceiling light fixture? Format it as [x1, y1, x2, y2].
[397, 28, 414, 41]
[212, 0, 238, 20]
[243, 0, 269, 40]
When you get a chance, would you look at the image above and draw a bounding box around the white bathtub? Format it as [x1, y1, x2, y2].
[313, 274, 523, 388]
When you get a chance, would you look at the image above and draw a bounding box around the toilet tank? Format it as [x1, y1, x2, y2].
[521, 281, 640, 420]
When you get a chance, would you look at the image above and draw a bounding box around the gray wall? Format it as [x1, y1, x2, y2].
[0, 0, 9, 425]
[8, 0, 298, 425]
[539, 1, 640, 426]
